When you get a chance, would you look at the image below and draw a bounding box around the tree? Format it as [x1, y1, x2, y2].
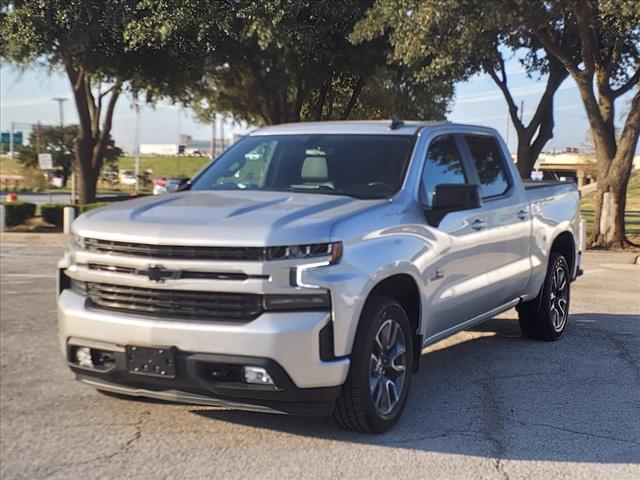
[352, 0, 581, 178]
[1, 1, 206, 203]
[528, 0, 639, 247]
[17, 125, 122, 187]
[140, 0, 452, 126]
[17, 125, 76, 186]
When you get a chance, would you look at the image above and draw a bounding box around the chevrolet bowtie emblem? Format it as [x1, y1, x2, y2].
[138, 265, 180, 283]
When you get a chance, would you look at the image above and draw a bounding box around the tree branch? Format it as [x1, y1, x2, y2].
[92, 83, 122, 170]
[612, 68, 640, 98]
[613, 89, 640, 165]
[573, 0, 598, 74]
[484, 58, 524, 133]
[526, 59, 568, 136]
[533, 23, 582, 78]
[341, 76, 365, 120]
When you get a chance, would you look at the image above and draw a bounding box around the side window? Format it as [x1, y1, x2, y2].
[464, 135, 510, 198]
[214, 140, 276, 188]
[421, 135, 467, 207]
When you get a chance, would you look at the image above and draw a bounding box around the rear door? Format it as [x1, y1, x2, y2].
[460, 134, 532, 309]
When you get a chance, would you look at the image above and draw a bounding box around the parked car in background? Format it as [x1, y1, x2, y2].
[118, 170, 137, 186]
[102, 171, 118, 185]
[58, 121, 584, 433]
[152, 177, 188, 195]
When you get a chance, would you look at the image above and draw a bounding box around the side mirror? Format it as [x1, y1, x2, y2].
[176, 177, 191, 191]
[425, 183, 482, 227]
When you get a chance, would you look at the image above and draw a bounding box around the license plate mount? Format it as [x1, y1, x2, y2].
[126, 346, 176, 378]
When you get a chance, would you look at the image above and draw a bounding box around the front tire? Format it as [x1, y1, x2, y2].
[334, 296, 414, 433]
[518, 252, 571, 341]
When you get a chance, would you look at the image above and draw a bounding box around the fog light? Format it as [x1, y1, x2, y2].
[243, 366, 274, 385]
[75, 347, 93, 368]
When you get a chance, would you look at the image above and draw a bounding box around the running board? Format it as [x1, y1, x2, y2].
[422, 298, 521, 348]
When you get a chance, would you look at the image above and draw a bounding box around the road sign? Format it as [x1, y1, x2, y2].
[38, 153, 53, 170]
[1, 132, 23, 146]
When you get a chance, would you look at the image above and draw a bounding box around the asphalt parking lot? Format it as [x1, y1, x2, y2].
[1, 235, 638, 479]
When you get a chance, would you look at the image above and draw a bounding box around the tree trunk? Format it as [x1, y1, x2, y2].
[516, 141, 535, 179]
[341, 77, 365, 120]
[312, 80, 331, 121]
[75, 137, 98, 204]
[587, 89, 640, 247]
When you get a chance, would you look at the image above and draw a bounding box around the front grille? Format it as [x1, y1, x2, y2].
[86, 282, 263, 321]
[85, 238, 265, 261]
[87, 263, 253, 281]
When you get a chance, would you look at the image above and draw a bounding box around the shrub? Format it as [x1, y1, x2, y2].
[40, 203, 74, 227]
[79, 202, 111, 213]
[1, 201, 37, 227]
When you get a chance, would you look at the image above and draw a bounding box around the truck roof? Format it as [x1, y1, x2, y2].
[251, 120, 452, 136]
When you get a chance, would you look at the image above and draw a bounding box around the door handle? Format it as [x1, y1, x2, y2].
[517, 209, 528, 220]
[471, 218, 487, 231]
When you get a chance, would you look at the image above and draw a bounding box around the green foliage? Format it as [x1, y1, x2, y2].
[40, 203, 73, 226]
[1, 0, 208, 204]
[352, 0, 573, 82]
[1, 201, 36, 226]
[16, 125, 122, 187]
[135, 0, 453, 124]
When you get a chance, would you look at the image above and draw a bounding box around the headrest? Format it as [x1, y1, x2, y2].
[301, 156, 328, 181]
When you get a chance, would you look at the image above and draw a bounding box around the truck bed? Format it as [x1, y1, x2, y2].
[522, 179, 575, 190]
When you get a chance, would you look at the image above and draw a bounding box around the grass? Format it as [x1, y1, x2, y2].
[0, 154, 24, 176]
[1, 154, 212, 193]
[116, 155, 210, 179]
[580, 169, 640, 237]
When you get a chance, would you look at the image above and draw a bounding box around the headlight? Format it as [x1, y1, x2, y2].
[266, 242, 342, 264]
[71, 234, 86, 250]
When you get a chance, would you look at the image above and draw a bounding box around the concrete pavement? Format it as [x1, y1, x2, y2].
[1, 237, 638, 479]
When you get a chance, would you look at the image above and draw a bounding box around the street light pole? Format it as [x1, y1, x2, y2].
[52, 97, 67, 127]
[134, 102, 140, 193]
[9, 122, 14, 157]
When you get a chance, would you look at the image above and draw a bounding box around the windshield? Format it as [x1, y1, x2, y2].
[189, 134, 415, 199]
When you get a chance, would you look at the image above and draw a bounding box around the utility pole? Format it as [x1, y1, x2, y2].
[52, 97, 67, 127]
[211, 116, 217, 160]
[519, 100, 525, 123]
[220, 115, 225, 152]
[505, 112, 510, 152]
[9, 122, 15, 157]
[134, 102, 140, 193]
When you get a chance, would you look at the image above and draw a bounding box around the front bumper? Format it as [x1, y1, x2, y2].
[58, 289, 350, 411]
[70, 349, 341, 415]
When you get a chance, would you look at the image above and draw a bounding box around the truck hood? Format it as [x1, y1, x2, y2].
[73, 190, 383, 246]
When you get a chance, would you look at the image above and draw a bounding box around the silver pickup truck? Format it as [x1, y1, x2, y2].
[58, 121, 584, 433]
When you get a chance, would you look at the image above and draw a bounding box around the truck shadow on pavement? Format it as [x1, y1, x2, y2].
[194, 313, 640, 464]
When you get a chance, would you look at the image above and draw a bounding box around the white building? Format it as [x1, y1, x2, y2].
[139, 143, 180, 155]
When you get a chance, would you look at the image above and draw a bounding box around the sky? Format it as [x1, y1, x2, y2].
[0, 58, 633, 155]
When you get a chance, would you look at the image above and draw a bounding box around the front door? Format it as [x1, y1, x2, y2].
[420, 134, 495, 339]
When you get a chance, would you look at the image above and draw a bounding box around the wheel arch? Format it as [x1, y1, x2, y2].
[365, 273, 423, 372]
[550, 230, 576, 278]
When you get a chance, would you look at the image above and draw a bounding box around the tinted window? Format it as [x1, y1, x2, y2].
[464, 135, 510, 198]
[421, 135, 467, 206]
[190, 135, 414, 199]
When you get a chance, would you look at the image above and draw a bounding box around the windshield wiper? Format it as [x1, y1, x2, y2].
[280, 186, 383, 200]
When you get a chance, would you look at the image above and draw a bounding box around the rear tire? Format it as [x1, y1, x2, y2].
[334, 296, 414, 433]
[518, 252, 570, 341]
